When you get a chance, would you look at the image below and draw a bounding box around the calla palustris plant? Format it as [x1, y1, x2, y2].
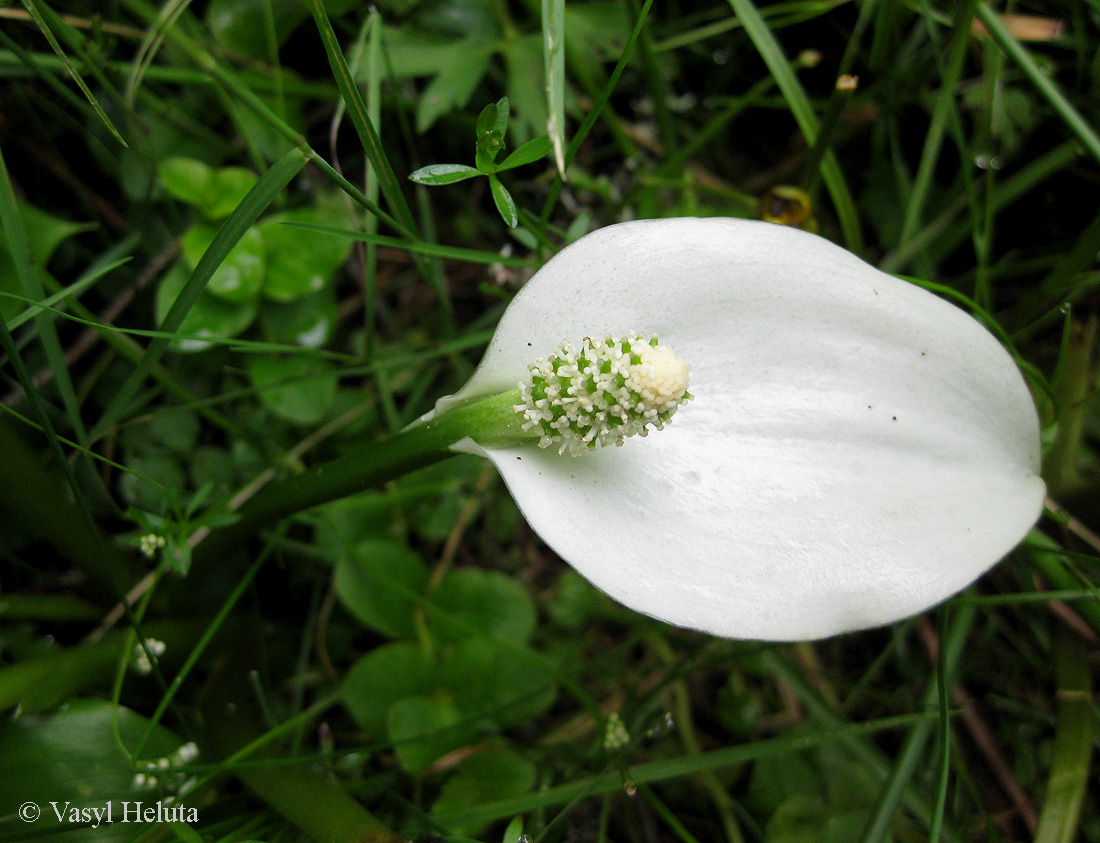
[218, 217, 1044, 641]
[420, 217, 1045, 641]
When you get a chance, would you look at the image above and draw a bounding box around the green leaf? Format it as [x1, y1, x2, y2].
[427, 568, 537, 644]
[409, 164, 483, 185]
[488, 174, 519, 228]
[433, 746, 538, 834]
[181, 223, 266, 303]
[475, 96, 509, 171]
[259, 207, 351, 302]
[476, 99, 500, 138]
[334, 539, 429, 638]
[498, 136, 553, 171]
[0, 200, 91, 322]
[343, 641, 437, 738]
[442, 637, 557, 729]
[205, 0, 312, 58]
[144, 409, 201, 454]
[387, 695, 473, 774]
[158, 157, 214, 208]
[0, 700, 185, 842]
[119, 451, 187, 512]
[155, 262, 258, 352]
[259, 288, 336, 347]
[93, 146, 308, 433]
[502, 35, 549, 142]
[207, 167, 261, 219]
[416, 41, 495, 133]
[542, 0, 566, 174]
[247, 354, 338, 425]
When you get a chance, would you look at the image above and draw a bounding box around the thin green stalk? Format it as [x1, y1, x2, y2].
[928, 610, 951, 843]
[433, 712, 930, 828]
[1042, 314, 1095, 498]
[656, 73, 778, 179]
[133, 542, 274, 762]
[976, 3, 1100, 168]
[801, 74, 858, 196]
[858, 604, 974, 843]
[304, 0, 418, 238]
[543, 0, 566, 174]
[898, 0, 978, 248]
[879, 140, 1081, 274]
[0, 143, 88, 444]
[19, 0, 129, 146]
[1034, 628, 1094, 843]
[539, 0, 655, 225]
[725, 0, 864, 254]
[625, 0, 675, 151]
[190, 392, 525, 572]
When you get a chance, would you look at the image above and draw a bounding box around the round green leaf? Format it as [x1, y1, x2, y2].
[155, 262, 257, 352]
[426, 568, 537, 644]
[246, 354, 338, 425]
[205, 0, 310, 58]
[181, 224, 265, 303]
[259, 288, 336, 347]
[206, 167, 259, 219]
[0, 700, 186, 843]
[387, 695, 473, 774]
[119, 451, 186, 512]
[441, 637, 556, 729]
[259, 208, 351, 302]
[158, 157, 214, 208]
[334, 540, 429, 638]
[342, 641, 437, 738]
[432, 745, 537, 834]
[158, 158, 257, 219]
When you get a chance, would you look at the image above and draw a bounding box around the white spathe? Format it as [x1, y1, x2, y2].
[432, 218, 1045, 641]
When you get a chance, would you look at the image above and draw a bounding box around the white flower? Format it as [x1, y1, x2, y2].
[429, 218, 1045, 641]
[132, 638, 167, 674]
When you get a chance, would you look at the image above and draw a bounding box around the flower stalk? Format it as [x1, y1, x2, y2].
[192, 390, 527, 567]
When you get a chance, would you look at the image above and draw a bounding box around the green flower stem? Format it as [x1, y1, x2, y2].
[1042, 314, 1096, 498]
[193, 391, 526, 569]
[1034, 628, 1094, 843]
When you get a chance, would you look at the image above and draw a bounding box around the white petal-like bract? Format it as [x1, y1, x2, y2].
[434, 218, 1045, 641]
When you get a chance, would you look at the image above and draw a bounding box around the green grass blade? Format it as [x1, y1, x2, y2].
[285, 222, 538, 268]
[0, 143, 88, 443]
[725, 0, 864, 254]
[542, 0, 566, 175]
[540, 0, 655, 225]
[19, 0, 129, 147]
[1034, 629, 1095, 843]
[91, 146, 309, 441]
[976, 3, 1100, 167]
[305, 0, 418, 236]
[432, 712, 929, 828]
[7, 255, 132, 331]
[124, 0, 195, 104]
[898, 0, 978, 247]
[858, 604, 974, 843]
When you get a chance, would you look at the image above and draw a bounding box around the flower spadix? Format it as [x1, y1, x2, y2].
[516, 334, 692, 455]
[425, 218, 1045, 641]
